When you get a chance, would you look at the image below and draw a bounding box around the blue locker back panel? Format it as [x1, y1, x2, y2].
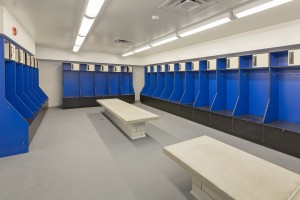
[146, 72, 157, 96]
[109, 73, 119, 95]
[194, 73, 200, 98]
[95, 73, 109, 96]
[248, 69, 269, 116]
[278, 68, 300, 124]
[80, 72, 94, 97]
[225, 71, 239, 110]
[141, 71, 150, 95]
[160, 73, 174, 100]
[153, 72, 165, 98]
[170, 72, 185, 102]
[208, 72, 217, 106]
[63, 71, 80, 97]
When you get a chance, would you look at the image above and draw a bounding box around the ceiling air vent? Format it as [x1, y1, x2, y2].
[113, 39, 132, 45]
[159, 0, 219, 16]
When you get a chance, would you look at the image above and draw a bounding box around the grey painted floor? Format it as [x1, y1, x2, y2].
[0, 103, 299, 200]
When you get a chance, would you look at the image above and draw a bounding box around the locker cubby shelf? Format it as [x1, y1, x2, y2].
[160, 65, 174, 100]
[63, 63, 135, 108]
[0, 37, 48, 158]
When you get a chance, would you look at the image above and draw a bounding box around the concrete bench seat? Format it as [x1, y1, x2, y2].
[164, 136, 300, 200]
[97, 99, 159, 139]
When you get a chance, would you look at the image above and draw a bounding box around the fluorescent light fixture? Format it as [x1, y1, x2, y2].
[78, 16, 95, 36]
[73, 45, 80, 52]
[85, 0, 105, 18]
[122, 51, 134, 57]
[234, 0, 293, 18]
[133, 45, 151, 53]
[178, 14, 231, 38]
[75, 35, 86, 46]
[150, 34, 179, 47]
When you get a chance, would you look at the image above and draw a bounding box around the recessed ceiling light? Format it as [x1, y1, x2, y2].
[152, 15, 160, 20]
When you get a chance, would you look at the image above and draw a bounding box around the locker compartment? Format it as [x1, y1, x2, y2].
[16, 49, 25, 64]
[288, 49, 300, 66]
[227, 57, 239, 69]
[180, 105, 194, 121]
[147, 66, 151, 73]
[193, 108, 211, 126]
[179, 62, 185, 71]
[31, 56, 35, 67]
[71, 63, 80, 71]
[26, 53, 31, 66]
[207, 59, 217, 70]
[160, 65, 165, 72]
[100, 65, 109, 72]
[87, 64, 95, 71]
[153, 65, 158, 72]
[168, 64, 175, 72]
[126, 66, 133, 72]
[232, 118, 263, 142]
[253, 53, 269, 68]
[192, 61, 199, 71]
[113, 66, 121, 72]
[4, 43, 16, 61]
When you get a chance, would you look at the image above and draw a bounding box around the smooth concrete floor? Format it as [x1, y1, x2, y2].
[0, 102, 299, 200]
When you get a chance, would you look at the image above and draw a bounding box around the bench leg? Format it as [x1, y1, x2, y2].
[104, 109, 146, 139]
[191, 177, 233, 200]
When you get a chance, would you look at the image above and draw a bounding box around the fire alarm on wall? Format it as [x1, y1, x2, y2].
[12, 27, 17, 36]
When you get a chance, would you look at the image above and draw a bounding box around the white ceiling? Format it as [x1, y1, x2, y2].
[1, 0, 300, 56]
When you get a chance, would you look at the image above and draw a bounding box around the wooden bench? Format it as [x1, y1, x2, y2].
[97, 99, 159, 139]
[164, 136, 300, 200]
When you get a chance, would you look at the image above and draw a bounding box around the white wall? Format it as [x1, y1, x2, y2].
[39, 60, 63, 107]
[142, 18, 300, 65]
[38, 60, 144, 107]
[36, 47, 143, 66]
[0, 6, 35, 54]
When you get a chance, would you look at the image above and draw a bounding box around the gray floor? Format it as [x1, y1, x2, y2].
[0, 103, 299, 200]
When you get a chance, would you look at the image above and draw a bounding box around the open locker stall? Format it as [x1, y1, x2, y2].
[0, 37, 48, 158]
[211, 58, 239, 132]
[264, 50, 300, 157]
[194, 60, 217, 126]
[179, 62, 199, 120]
[233, 54, 269, 142]
[169, 63, 185, 116]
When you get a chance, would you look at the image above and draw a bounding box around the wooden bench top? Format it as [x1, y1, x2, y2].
[164, 136, 300, 200]
[97, 99, 159, 124]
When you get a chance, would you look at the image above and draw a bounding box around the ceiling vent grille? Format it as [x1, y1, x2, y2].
[159, 0, 220, 16]
[113, 39, 132, 45]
